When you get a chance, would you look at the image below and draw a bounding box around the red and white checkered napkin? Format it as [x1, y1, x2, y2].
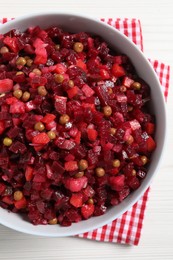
[0, 18, 170, 245]
[77, 18, 170, 245]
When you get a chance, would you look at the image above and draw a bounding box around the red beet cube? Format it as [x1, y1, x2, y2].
[76, 59, 87, 72]
[0, 120, 5, 135]
[122, 76, 134, 88]
[54, 63, 67, 74]
[0, 183, 6, 195]
[109, 175, 125, 191]
[25, 166, 34, 181]
[87, 129, 98, 142]
[111, 64, 125, 77]
[33, 38, 47, 65]
[3, 36, 19, 52]
[0, 79, 13, 93]
[64, 176, 88, 192]
[14, 197, 27, 209]
[145, 122, 155, 135]
[54, 96, 67, 114]
[70, 193, 83, 208]
[64, 161, 78, 171]
[81, 204, 95, 219]
[100, 69, 110, 80]
[10, 101, 25, 114]
[147, 136, 156, 152]
[32, 133, 50, 145]
[82, 84, 95, 97]
[67, 86, 79, 99]
[41, 113, 56, 124]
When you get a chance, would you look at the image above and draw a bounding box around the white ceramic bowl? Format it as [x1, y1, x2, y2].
[0, 12, 166, 236]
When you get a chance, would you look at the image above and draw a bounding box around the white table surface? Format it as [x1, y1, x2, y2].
[0, 1, 173, 259]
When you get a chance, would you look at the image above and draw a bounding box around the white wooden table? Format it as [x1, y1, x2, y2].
[0, 1, 173, 259]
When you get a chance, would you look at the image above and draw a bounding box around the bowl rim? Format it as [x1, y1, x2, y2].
[0, 11, 167, 237]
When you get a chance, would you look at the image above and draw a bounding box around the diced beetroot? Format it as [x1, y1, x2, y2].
[74, 131, 81, 144]
[0, 79, 13, 93]
[82, 84, 95, 97]
[122, 76, 134, 88]
[0, 183, 6, 195]
[109, 175, 125, 191]
[55, 138, 76, 150]
[109, 168, 119, 175]
[64, 176, 88, 192]
[25, 166, 34, 181]
[64, 161, 78, 171]
[87, 149, 99, 165]
[112, 144, 123, 153]
[82, 102, 96, 112]
[100, 69, 110, 80]
[87, 129, 98, 142]
[64, 154, 75, 162]
[70, 193, 83, 208]
[14, 197, 27, 209]
[51, 161, 65, 175]
[2, 196, 14, 205]
[111, 64, 125, 77]
[33, 38, 47, 65]
[41, 113, 56, 124]
[94, 205, 107, 216]
[95, 85, 108, 106]
[7, 126, 20, 138]
[147, 136, 156, 152]
[25, 101, 37, 112]
[3, 36, 19, 52]
[54, 96, 67, 114]
[118, 187, 130, 201]
[34, 115, 43, 122]
[76, 59, 87, 72]
[83, 185, 95, 198]
[6, 97, 18, 105]
[36, 200, 45, 214]
[40, 189, 53, 201]
[67, 86, 79, 99]
[131, 155, 143, 166]
[33, 174, 46, 183]
[9, 141, 27, 154]
[45, 164, 53, 179]
[10, 101, 25, 114]
[114, 55, 124, 64]
[104, 142, 114, 151]
[111, 112, 124, 127]
[123, 128, 132, 142]
[130, 119, 141, 130]
[69, 126, 78, 137]
[145, 122, 155, 135]
[0, 156, 9, 166]
[0, 120, 5, 135]
[32, 133, 50, 145]
[45, 121, 56, 131]
[30, 75, 47, 89]
[127, 176, 140, 190]
[116, 93, 127, 103]
[12, 118, 21, 126]
[54, 63, 67, 74]
[81, 204, 95, 219]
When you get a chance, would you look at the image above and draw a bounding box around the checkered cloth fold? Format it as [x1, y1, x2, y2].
[0, 17, 170, 245]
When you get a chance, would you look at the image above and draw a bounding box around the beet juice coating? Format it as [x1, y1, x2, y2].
[0, 26, 156, 226]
